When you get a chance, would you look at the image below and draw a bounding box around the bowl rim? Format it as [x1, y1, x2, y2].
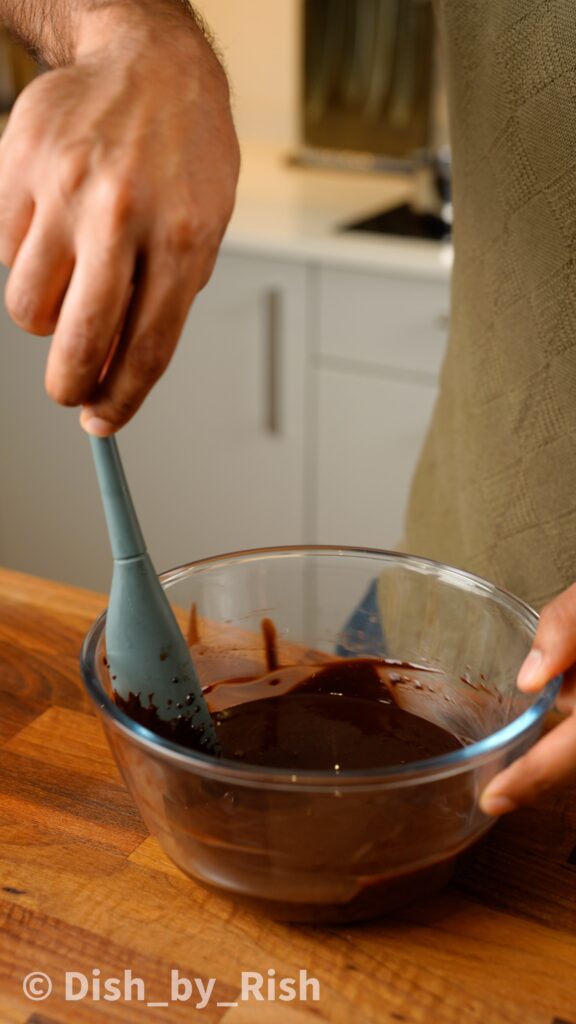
[80, 545, 562, 789]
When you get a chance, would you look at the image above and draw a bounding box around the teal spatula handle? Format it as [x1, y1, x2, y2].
[89, 434, 220, 754]
[89, 436, 146, 560]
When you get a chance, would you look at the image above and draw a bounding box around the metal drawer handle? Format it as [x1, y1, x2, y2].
[264, 289, 282, 435]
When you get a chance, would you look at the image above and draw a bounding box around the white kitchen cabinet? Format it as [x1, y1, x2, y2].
[120, 252, 309, 574]
[310, 265, 448, 549]
[316, 266, 449, 376]
[0, 252, 309, 591]
[313, 365, 438, 549]
[0, 241, 449, 591]
[0, 272, 109, 590]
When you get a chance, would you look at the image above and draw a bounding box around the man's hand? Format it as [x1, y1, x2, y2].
[480, 582, 576, 815]
[0, 3, 239, 433]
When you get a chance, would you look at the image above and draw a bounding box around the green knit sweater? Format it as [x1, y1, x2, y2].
[403, 0, 576, 609]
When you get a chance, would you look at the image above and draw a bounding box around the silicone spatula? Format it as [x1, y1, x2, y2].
[89, 434, 219, 755]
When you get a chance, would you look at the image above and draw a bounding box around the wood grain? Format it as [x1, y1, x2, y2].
[0, 567, 576, 1024]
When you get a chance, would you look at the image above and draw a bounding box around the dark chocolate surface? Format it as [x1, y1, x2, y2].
[114, 656, 462, 770]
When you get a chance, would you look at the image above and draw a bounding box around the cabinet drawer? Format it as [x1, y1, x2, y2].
[313, 367, 438, 549]
[316, 267, 450, 376]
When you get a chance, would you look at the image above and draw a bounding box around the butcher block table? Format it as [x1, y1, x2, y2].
[1, 567, 576, 1024]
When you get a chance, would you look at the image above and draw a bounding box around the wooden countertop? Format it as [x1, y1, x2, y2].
[1, 567, 575, 1024]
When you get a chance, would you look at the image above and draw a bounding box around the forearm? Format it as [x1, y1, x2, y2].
[0, 0, 210, 67]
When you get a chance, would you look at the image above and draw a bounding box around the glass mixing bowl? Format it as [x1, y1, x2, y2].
[80, 547, 560, 923]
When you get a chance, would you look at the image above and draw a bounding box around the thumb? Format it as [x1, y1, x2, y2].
[516, 582, 576, 692]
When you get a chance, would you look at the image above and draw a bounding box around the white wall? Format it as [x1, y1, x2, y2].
[198, 0, 301, 148]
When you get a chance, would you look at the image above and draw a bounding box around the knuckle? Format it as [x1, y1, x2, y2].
[99, 397, 136, 428]
[128, 332, 170, 382]
[113, 399, 135, 423]
[54, 319, 102, 379]
[8, 84, 36, 124]
[98, 170, 140, 231]
[5, 285, 44, 332]
[0, 125, 32, 171]
[46, 383, 66, 405]
[219, 185, 238, 227]
[45, 375, 80, 407]
[33, 311, 57, 336]
[197, 244, 219, 291]
[67, 340, 100, 379]
[57, 146, 90, 200]
[538, 601, 560, 632]
[539, 598, 573, 641]
[0, 241, 17, 269]
[163, 209, 200, 253]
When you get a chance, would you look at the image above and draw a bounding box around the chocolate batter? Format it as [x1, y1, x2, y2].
[112, 621, 469, 922]
[114, 650, 462, 770]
